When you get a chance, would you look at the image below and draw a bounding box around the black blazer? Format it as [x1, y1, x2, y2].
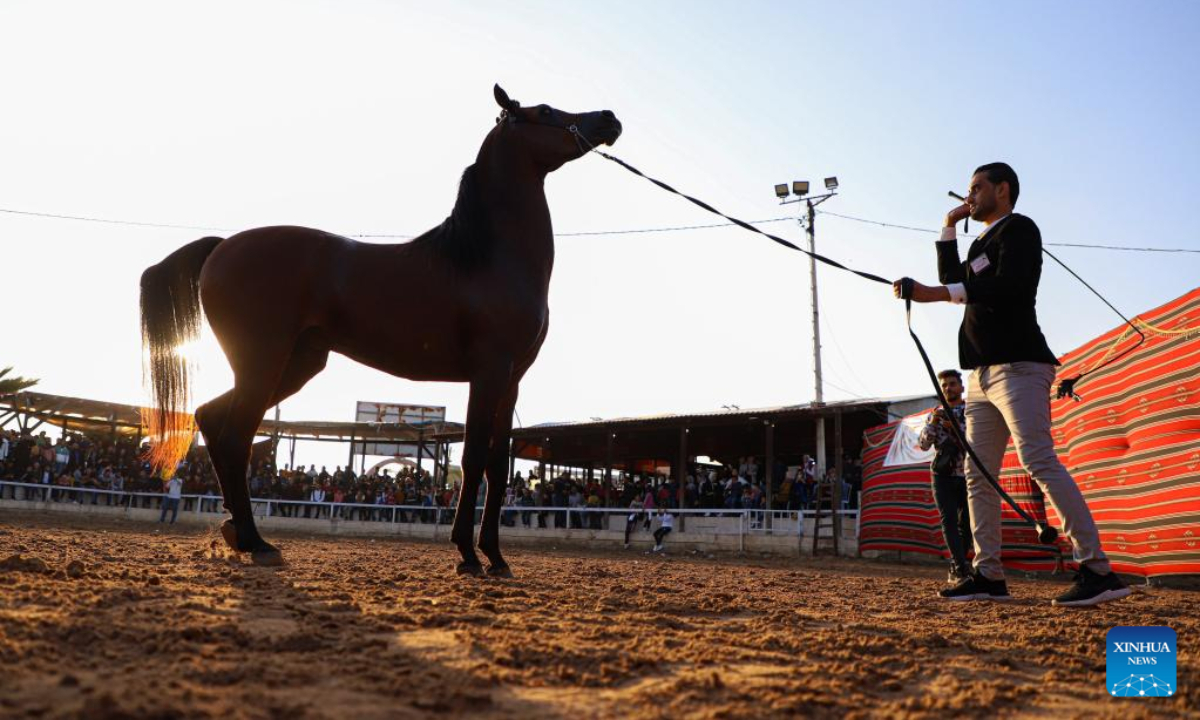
[936, 213, 1059, 369]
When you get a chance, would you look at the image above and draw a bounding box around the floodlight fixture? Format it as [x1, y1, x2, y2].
[792, 180, 810, 197]
[824, 176, 839, 191]
[774, 183, 789, 199]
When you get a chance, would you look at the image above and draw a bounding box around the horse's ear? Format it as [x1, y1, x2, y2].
[494, 84, 512, 109]
[494, 84, 519, 111]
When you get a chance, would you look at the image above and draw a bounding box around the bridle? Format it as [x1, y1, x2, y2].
[497, 106, 594, 155]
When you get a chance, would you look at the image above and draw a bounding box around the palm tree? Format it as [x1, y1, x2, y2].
[0, 367, 38, 395]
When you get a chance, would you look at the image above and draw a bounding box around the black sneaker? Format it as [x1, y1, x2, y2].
[947, 563, 972, 584]
[938, 572, 1013, 602]
[1052, 566, 1132, 607]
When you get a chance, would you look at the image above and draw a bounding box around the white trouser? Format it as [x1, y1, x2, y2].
[965, 362, 1111, 580]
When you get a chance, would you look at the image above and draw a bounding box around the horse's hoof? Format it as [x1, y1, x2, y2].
[486, 564, 514, 579]
[456, 562, 485, 577]
[251, 546, 285, 567]
[220, 520, 239, 551]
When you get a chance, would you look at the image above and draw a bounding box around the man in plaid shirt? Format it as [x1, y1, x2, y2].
[918, 369, 972, 583]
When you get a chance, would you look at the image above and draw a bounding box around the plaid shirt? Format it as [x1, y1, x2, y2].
[918, 404, 966, 476]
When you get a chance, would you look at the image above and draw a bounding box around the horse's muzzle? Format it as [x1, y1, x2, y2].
[589, 111, 622, 146]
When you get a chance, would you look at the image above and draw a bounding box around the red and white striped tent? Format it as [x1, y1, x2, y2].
[860, 287, 1200, 578]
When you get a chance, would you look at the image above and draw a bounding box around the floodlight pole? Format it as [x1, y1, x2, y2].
[780, 188, 837, 479]
[806, 197, 824, 406]
[806, 197, 826, 479]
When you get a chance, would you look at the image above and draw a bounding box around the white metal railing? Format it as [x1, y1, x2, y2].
[0, 480, 858, 544]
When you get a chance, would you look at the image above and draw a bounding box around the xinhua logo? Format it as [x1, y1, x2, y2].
[1106, 626, 1176, 697]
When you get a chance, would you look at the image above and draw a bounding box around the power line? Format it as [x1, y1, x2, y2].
[820, 376, 870, 401]
[818, 376, 908, 421]
[817, 209, 949, 236]
[563, 217, 793, 236]
[355, 219, 801, 238]
[3, 201, 1195, 254]
[1040, 241, 1200, 254]
[820, 313, 874, 399]
[0, 205, 792, 239]
[350, 218, 796, 240]
[0, 207, 236, 233]
[816, 209, 1200, 254]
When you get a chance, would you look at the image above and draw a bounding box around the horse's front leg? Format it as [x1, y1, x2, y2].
[450, 364, 511, 576]
[479, 382, 519, 577]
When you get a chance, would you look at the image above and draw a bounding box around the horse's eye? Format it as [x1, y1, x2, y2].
[539, 106, 552, 116]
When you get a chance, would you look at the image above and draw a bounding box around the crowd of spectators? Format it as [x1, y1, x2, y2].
[497, 453, 864, 529]
[247, 460, 449, 522]
[2, 429, 864, 523]
[0, 428, 165, 504]
[0, 427, 453, 520]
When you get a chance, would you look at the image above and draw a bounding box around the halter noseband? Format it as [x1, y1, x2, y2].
[498, 107, 593, 155]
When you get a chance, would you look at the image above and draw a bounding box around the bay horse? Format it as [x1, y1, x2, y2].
[140, 84, 621, 576]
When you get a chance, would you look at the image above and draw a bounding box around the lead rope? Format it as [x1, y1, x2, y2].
[901, 282, 1059, 544]
[1042, 248, 1146, 401]
[573, 127, 1064, 544]
[570, 129, 893, 284]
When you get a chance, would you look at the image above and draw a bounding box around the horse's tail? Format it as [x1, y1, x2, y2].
[139, 236, 223, 474]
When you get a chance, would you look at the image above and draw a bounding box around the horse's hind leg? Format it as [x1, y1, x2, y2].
[267, 332, 330, 408]
[197, 346, 319, 566]
[196, 388, 277, 562]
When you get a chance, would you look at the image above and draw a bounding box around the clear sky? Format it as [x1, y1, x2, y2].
[2, 1, 1197, 470]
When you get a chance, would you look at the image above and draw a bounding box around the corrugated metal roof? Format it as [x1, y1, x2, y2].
[0, 391, 465, 442]
[519, 394, 932, 432]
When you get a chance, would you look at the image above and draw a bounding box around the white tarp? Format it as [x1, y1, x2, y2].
[883, 410, 936, 468]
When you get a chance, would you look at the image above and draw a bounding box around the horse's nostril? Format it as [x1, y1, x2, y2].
[602, 110, 615, 119]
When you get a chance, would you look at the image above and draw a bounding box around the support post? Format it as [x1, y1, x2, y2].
[604, 429, 613, 485]
[417, 429, 425, 475]
[815, 417, 826, 484]
[765, 421, 775, 529]
[676, 427, 688, 509]
[508, 438, 516, 483]
[834, 409, 844, 539]
[16, 393, 27, 433]
[436, 441, 446, 487]
[270, 405, 281, 470]
[677, 428, 688, 531]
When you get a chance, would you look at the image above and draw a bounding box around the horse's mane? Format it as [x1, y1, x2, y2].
[414, 165, 493, 271]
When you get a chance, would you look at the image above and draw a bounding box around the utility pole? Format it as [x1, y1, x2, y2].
[774, 177, 839, 479]
[806, 196, 826, 479]
[807, 197, 823, 407]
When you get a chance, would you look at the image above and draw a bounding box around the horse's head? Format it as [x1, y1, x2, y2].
[489, 84, 622, 172]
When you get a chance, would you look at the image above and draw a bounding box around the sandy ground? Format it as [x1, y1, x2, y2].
[0, 510, 1194, 719]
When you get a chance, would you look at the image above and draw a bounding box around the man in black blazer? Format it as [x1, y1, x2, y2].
[894, 163, 1129, 607]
